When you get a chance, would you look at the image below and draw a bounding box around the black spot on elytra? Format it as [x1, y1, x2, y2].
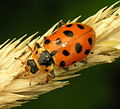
[44, 39, 51, 44]
[88, 38, 93, 45]
[66, 24, 73, 27]
[60, 61, 65, 67]
[63, 30, 73, 37]
[62, 50, 70, 56]
[55, 38, 62, 45]
[85, 49, 90, 55]
[75, 43, 82, 53]
[51, 50, 57, 56]
[77, 24, 84, 29]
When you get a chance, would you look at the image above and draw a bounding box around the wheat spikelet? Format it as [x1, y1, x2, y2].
[0, 1, 120, 109]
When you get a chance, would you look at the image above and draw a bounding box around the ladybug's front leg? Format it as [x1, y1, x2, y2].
[45, 70, 55, 83]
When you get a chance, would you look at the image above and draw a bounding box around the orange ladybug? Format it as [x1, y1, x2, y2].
[19, 22, 95, 83]
[44, 23, 95, 67]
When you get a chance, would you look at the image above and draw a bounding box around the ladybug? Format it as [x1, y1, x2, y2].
[18, 22, 95, 83]
[44, 23, 95, 68]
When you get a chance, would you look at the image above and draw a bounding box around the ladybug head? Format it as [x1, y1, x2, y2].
[38, 50, 54, 67]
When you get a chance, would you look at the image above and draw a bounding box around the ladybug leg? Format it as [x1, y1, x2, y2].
[58, 21, 65, 27]
[46, 74, 51, 83]
[15, 51, 32, 65]
[39, 69, 55, 84]
[36, 71, 55, 85]
[34, 43, 41, 49]
[15, 57, 32, 78]
[29, 78, 32, 86]
[26, 43, 33, 52]
[90, 51, 94, 54]
[29, 77, 35, 86]
[80, 58, 88, 64]
[63, 68, 69, 72]
[26, 43, 42, 53]
[15, 51, 33, 79]
[45, 70, 55, 83]
[52, 21, 65, 33]
[15, 57, 26, 65]
[33, 42, 45, 52]
[14, 51, 26, 59]
[14, 51, 27, 65]
[49, 70, 55, 78]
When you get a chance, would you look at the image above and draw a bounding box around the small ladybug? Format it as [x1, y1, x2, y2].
[44, 23, 95, 68]
[18, 22, 95, 83]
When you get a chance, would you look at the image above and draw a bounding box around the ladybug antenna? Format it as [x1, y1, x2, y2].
[15, 57, 22, 62]
[14, 57, 25, 65]
[14, 51, 27, 64]
[26, 43, 33, 52]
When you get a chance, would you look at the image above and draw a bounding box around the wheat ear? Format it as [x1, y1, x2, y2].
[0, 1, 120, 109]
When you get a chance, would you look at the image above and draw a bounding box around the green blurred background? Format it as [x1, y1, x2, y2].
[0, 0, 119, 109]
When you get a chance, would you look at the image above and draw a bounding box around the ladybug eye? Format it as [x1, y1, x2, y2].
[77, 24, 84, 29]
[63, 30, 73, 37]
